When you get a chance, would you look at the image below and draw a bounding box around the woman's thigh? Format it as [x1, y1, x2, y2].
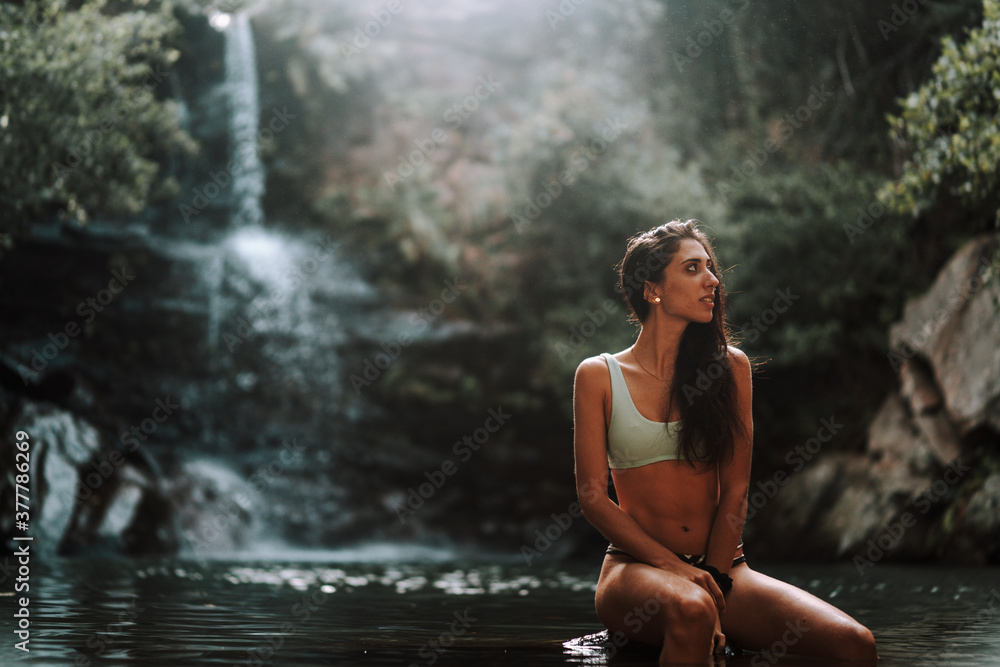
[722, 563, 877, 662]
[594, 554, 716, 648]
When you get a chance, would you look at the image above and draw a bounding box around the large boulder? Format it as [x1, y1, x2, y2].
[889, 235, 1000, 435]
[755, 235, 1000, 563]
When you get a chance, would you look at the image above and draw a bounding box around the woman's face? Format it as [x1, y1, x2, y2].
[648, 238, 720, 324]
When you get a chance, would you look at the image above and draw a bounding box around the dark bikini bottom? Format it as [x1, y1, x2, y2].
[605, 540, 747, 568]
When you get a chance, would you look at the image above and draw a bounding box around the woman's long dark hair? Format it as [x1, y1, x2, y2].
[616, 220, 747, 469]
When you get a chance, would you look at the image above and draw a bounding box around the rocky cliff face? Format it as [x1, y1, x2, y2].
[752, 235, 1000, 564]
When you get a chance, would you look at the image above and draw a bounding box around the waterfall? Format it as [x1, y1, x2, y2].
[225, 13, 264, 228]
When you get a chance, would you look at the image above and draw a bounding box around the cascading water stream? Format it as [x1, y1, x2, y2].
[225, 13, 264, 228]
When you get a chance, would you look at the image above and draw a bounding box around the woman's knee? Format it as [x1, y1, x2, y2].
[833, 622, 877, 661]
[663, 588, 717, 641]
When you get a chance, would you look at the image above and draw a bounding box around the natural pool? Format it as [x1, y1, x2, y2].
[2, 547, 999, 666]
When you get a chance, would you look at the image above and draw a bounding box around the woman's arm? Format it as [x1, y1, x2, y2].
[574, 356, 724, 609]
[704, 346, 753, 574]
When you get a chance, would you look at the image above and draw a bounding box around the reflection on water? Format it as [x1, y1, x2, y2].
[1, 554, 998, 666]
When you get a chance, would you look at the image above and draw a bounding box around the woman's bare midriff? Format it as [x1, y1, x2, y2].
[611, 459, 718, 556]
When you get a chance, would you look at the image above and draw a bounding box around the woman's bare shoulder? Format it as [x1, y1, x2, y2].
[727, 345, 750, 372]
[574, 354, 612, 394]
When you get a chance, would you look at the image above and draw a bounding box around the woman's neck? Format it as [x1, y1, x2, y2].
[632, 317, 686, 379]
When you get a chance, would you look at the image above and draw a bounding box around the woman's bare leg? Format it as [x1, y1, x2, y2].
[722, 563, 878, 663]
[595, 553, 722, 665]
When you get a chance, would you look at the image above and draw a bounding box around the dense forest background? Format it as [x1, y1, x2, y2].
[2, 0, 999, 561]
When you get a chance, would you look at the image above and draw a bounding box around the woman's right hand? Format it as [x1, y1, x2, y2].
[658, 559, 725, 612]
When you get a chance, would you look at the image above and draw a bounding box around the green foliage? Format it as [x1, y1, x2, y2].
[881, 0, 1000, 225]
[0, 0, 195, 239]
[720, 162, 910, 369]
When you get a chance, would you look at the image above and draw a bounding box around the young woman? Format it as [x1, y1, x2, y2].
[573, 220, 878, 665]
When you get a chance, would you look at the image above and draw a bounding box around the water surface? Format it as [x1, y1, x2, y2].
[2, 550, 999, 666]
